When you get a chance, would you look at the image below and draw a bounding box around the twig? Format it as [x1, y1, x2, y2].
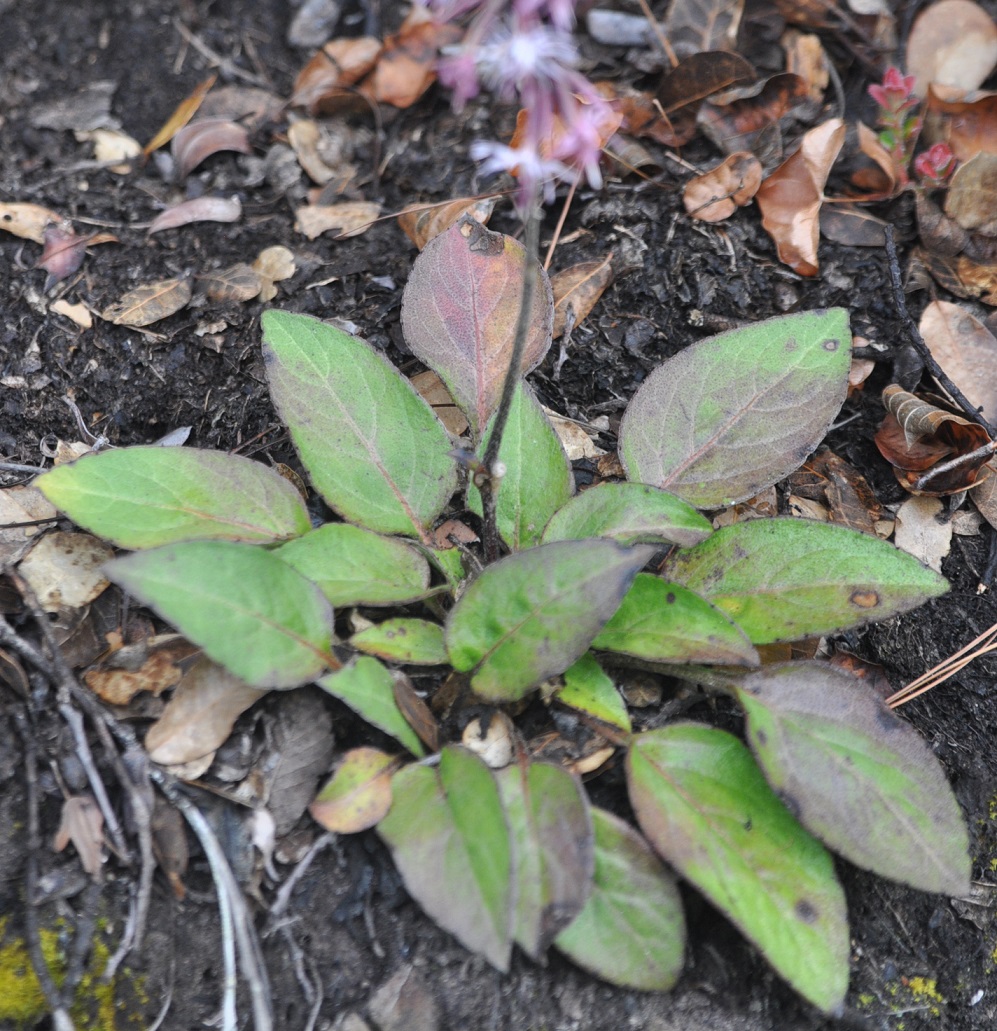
[171, 17, 269, 87]
[634, 0, 678, 67]
[476, 203, 542, 561]
[883, 226, 997, 438]
[267, 831, 335, 923]
[0, 461, 48, 475]
[59, 881, 103, 1007]
[912, 439, 997, 492]
[982, 530, 997, 593]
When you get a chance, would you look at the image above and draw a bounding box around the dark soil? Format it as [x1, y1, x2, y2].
[3, 2, 997, 1030]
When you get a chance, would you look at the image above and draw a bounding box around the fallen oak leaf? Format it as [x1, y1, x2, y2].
[755, 117, 845, 276]
[148, 195, 242, 235]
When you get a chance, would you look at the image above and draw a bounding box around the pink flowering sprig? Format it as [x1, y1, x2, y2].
[868, 67, 922, 189]
[430, 0, 615, 214]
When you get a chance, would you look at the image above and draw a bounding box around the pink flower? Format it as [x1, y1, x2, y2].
[868, 66, 918, 115]
[914, 142, 956, 183]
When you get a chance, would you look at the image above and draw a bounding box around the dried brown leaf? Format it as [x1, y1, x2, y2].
[655, 52, 756, 147]
[756, 118, 845, 276]
[102, 276, 192, 327]
[294, 200, 381, 240]
[81, 128, 142, 172]
[0, 486, 58, 567]
[392, 670, 440, 753]
[782, 29, 830, 105]
[291, 37, 383, 114]
[144, 74, 217, 157]
[253, 245, 296, 302]
[145, 657, 268, 765]
[151, 796, 189, 899]
[410, 369, 469, 436]
[894, 495, 952, 572]
[551, 256, 614, 337]
[914, 192, 969, 256]
[288, 119, 338, 184]
[397, 196, 495, 250]
[53, 795, 104, 878]
[171, 119, 252, 179]
[543, 408, 606, 460]
[946, 153, 997, 234]
[906, 0, 997, 97]
[683, 152, 762, 222]
[364, 9, 460, 109]
[819, 204, 888, 247]
[787, 448, 882, 534]
[198, 262, 263, 303]
[85, 636, 199, 705]
[698, 72, 810, 157]
[925, 87, 997, 163]
[665, 0, 744, 57]
[0, 202, 63, 244]
[920, 300, 997, 421]
[851, 121, 897, 197]
[18, 531, 114, 613]
[148, 195, 242, 235]
[973, 459, 997, 529]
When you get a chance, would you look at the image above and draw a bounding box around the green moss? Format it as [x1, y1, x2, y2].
[0, 915, 147, 1031]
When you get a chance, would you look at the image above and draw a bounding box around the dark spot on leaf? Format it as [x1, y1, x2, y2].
[732, 546, 748, 561]
[743, 817, 752, 831]
[850, 589, 880, 609]
[777, 790, 801, 821]
[795, 899, 818, 923]
[822, 338, 840, 351]
[784, 337, 798, 352]
[262, 349, 275, 366]
[666, 592, 676, 604]
[875, 706, 901, 733]
[755, 727, 767, 745]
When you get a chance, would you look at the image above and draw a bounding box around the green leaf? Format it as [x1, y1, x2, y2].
[662, 519, 949, 644]
[36, 446, 310, 549]
[105, 541, 332, 689]
[378, 746, 514, 970]
[351, 618, 447, 665]
[261, 310, 457, 538]
[558, 653, 631, 733]
[619, 309, 851, 508]
[467, 381, 573, 550]
[542, 481, 712, 547]
[627, 724, 848, 1012]
[276, 523, 431, 606]
[318, 657, 425, 757]
[400, 217, 553, 439]
[445, 540, 652, 702]
[730, 662, 970, 896]
[495, 762, 594, 959]
[426, 546, 466, 591]
[593, 574, 759, 666]
[554, 807, 685, 991]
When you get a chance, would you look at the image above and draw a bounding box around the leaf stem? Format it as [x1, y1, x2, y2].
[477, 198, 541, 561]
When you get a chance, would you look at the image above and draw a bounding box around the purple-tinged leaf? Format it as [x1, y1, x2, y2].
[148, 195, 242, 234]
[171, 118, 252, 179]
[400, 216, 553, 439]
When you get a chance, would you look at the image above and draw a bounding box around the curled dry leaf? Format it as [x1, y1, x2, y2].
[551, 256, 614, 338]
[875, 385, 994, 494]
[171, 119, 252, 179]
[145, 657, 268, 765]
[35, 222, 87, 290]
[698, 73, 810, 158]
[291, 36, 383, 114]
[919, 300, 997, 419]
[655, 52, 756, 147]
[144, 74, 217, 157]
[782, 29, 830, 106]
[683, 152, 763, 222]
[364, 8, 460, 109]
[392, 670, 440, 753]
[148, 195, 242, 235]
[0, 202, 63, 243]
[925, 87, 997, 163]
[253, 244, 296, 302]
[288, 119, 338, 185]
[398, 196, 495, 250]
[102, 276, 193, 327]
[80, 128, 142, 172]
[53, 795, 104, 879]
[85, 635, 200, 705]
[198, 262, 263, 303]
[294, 200, 381, 240]
[755, 118, 845, 276]
[906, 0, 997, 97]
[199, 84, 284, 129]
[851, 121, 896, 198]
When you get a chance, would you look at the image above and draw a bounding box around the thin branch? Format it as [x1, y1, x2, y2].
[887, 619, 997, 707]
[476, 202, 542, 561]
[883, 226, 996, 438]
[912, 439, 997, 492]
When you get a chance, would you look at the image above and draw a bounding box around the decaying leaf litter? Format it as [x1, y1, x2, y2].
[3, 1, 997, 1029]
